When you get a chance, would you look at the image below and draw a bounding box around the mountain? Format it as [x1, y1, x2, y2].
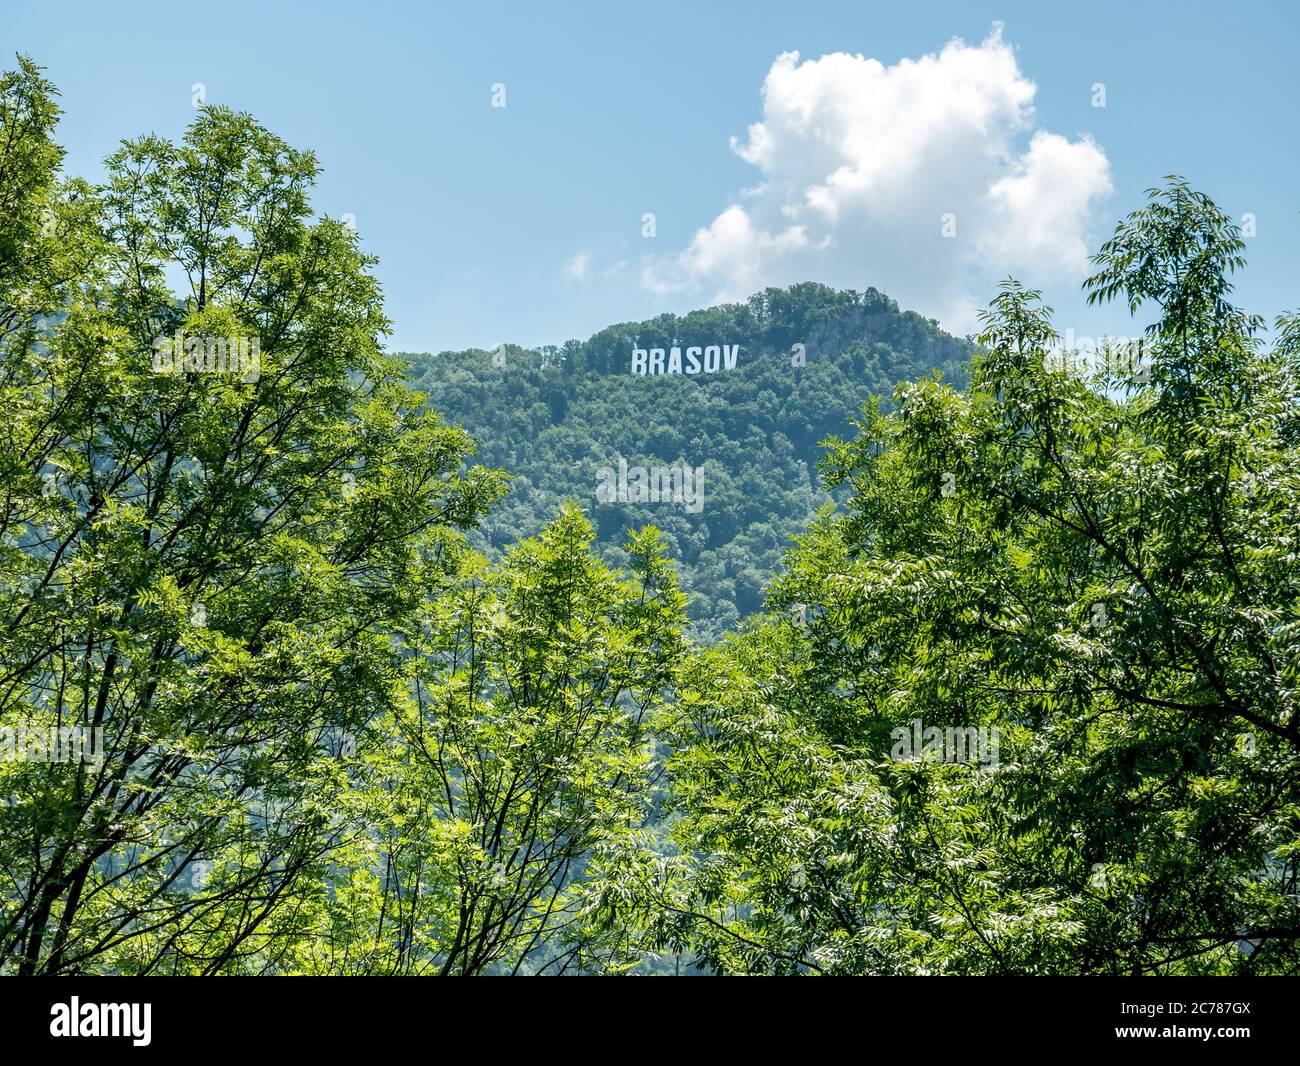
[402, 282, 974, 641]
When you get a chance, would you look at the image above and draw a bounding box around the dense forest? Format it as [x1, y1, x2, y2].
[3, 56, 1298, 976]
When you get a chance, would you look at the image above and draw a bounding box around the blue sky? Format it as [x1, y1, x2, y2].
[4, 0, 1297, 354]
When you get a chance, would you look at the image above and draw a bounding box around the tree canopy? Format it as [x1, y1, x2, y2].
[2, 56, 1296, 976]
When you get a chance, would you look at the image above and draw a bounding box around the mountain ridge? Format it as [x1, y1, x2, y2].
[403, 282, 975, 640]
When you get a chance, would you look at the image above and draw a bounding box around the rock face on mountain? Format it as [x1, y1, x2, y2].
[404, 282, 974, 641]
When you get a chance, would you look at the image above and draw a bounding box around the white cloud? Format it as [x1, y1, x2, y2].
[564, 251, 592, 282]
[642, 25, 1112, 332]
[983, 130, 1111, 281]
[641, 207, 821, 298]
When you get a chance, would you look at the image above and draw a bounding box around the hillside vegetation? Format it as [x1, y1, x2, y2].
[404, 284, 972, 639]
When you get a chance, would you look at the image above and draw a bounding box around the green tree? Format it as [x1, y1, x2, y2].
[658, 179, 1300, 975]
[287, 506, 687, 975]
[0, 60, 503, 974]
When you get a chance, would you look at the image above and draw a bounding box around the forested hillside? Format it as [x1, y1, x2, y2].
[4, 55, 1298, 979]
[403, 285, 972, 639]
